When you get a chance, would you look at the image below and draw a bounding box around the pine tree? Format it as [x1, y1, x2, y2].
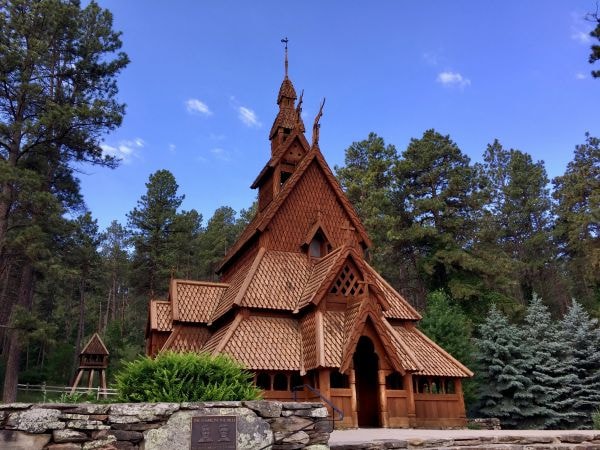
[481, 141, 563, 310]
[392, 129, 488, 305]
[553, 134, 600, 309]
[127, 170, 184, 298]
[559, 300, 600, 428]
[475, 305, 532, 428]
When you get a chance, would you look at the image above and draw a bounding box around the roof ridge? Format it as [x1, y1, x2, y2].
[213, 313, 245, 355]
[232, 247, 266, 308]
[295, 245, 348, 311]
[172, 279, 229, 288]
[384, 320, 422, 372]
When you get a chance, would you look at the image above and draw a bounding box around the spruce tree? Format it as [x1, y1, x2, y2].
[559, 300, 600, 428]
[519, 295, 577, 429]
[475, 305, 532, 428]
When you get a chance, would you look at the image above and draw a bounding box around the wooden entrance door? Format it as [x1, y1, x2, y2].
[353, 336, 380, 427]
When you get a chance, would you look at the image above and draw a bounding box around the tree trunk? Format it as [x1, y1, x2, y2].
[71, 278, 86, 384]
[2, 264, 33, 402]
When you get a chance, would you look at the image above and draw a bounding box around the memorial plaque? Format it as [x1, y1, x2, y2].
[191, 415, 237, 450]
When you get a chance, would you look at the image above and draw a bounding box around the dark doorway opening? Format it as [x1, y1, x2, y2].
[353, 335, 380, 427]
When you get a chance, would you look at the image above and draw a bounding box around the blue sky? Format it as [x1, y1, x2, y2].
[83, 1, 600, 230]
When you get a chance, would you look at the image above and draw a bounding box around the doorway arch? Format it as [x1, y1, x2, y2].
[353, 335, 380, 427]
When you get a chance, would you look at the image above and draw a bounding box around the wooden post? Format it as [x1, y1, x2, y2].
[406, 373, 417, 427]
[378, 369, 389, 428]
[101, 370, 108, 399]
[70, 370, 84, 395]
[87, 369, 95, 392]
[349, 369, 358, 427]
[455, 378, 466, 421]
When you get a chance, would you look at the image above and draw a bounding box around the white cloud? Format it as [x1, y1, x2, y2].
[168, 143, 176, 152]
[101, 138, 144, 163]
[436, 71, 471, 88]
[576, 72, 587, 80]
[238, 106, 261, 127]
[185, 98, 212, 115]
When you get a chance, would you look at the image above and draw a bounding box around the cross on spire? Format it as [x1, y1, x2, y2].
[281, 37, 289, 78]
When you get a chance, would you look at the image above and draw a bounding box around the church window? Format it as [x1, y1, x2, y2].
[280, 170, 292, 186]
[309, 236, 324, 257]
[273, 373, 289, 391]
[329, 263, 364, 296]
[330, 370, 349, 389]
[385, 372, 404, 390]
[256, 372, 271, 390]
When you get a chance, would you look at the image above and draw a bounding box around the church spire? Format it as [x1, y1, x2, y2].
[270, 38, 298, 142]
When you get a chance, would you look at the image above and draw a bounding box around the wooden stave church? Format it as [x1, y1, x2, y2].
[146, 52, 473, 429]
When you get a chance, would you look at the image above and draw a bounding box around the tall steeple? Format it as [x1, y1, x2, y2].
[269, 38, 302, 151]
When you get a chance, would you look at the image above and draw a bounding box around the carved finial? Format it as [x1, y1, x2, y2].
[312, 97, 326, 147]
[281, 37, 289, 78]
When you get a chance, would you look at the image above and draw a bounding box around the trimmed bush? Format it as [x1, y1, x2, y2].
[115, 351, 261, 402]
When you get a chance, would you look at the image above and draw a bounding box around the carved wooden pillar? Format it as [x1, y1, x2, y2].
[349, 369, 358, 427]
[378, 369, 389, 428]
[406, 373, 417, 427]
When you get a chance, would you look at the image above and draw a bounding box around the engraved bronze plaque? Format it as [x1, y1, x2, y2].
[191, 415, 237, 450]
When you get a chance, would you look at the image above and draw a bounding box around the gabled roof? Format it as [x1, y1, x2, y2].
[161, 325, 211, 353]
[391, 325, 473, 378]
[302, 216, 336, 248]
[339, 298, 406, 374]
[217, 146, 372, 274]
[242, 250, 311, 310]
[170, 279, 228, 323]
[81, 333, 109, 356]
[210, 249, 265, 323]
[209, 314, 302, 371]
[365, 262, 422, 321]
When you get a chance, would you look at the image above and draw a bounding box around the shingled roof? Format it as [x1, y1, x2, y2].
[216, 147, 372, 274]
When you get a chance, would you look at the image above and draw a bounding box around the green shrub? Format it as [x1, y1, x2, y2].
[115, 351, 261, 402]
[593, 409, 600, 429]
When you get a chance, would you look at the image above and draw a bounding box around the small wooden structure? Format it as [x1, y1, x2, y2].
[146, 47, 473, 428]
[70, 333, 109, 397]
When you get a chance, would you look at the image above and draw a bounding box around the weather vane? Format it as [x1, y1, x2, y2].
[281, 37, 289, 77]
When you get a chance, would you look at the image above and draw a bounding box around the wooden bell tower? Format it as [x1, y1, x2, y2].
[70, 333, 109, 397]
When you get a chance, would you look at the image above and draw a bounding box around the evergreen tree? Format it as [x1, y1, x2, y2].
[475, 305, 532, 428]
[419, 290, 476, 407]
[127, 170, 184, 298]
[518, 295, 577, 429]
[553, 134, 600, 310]
[481, 141, 562, 310]
[198, 206, 241, 280]
[336, 133, 426, 308]
[392, 129, 488, 306]
[559, 300, 600, 428]
[589, 10, 600, 78]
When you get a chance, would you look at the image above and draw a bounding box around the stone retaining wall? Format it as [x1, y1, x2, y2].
[0, 401, 331, 450]
[330, 433, 600, 449]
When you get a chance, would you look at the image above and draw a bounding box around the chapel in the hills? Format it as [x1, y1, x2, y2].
[146, 47, 473, 428]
